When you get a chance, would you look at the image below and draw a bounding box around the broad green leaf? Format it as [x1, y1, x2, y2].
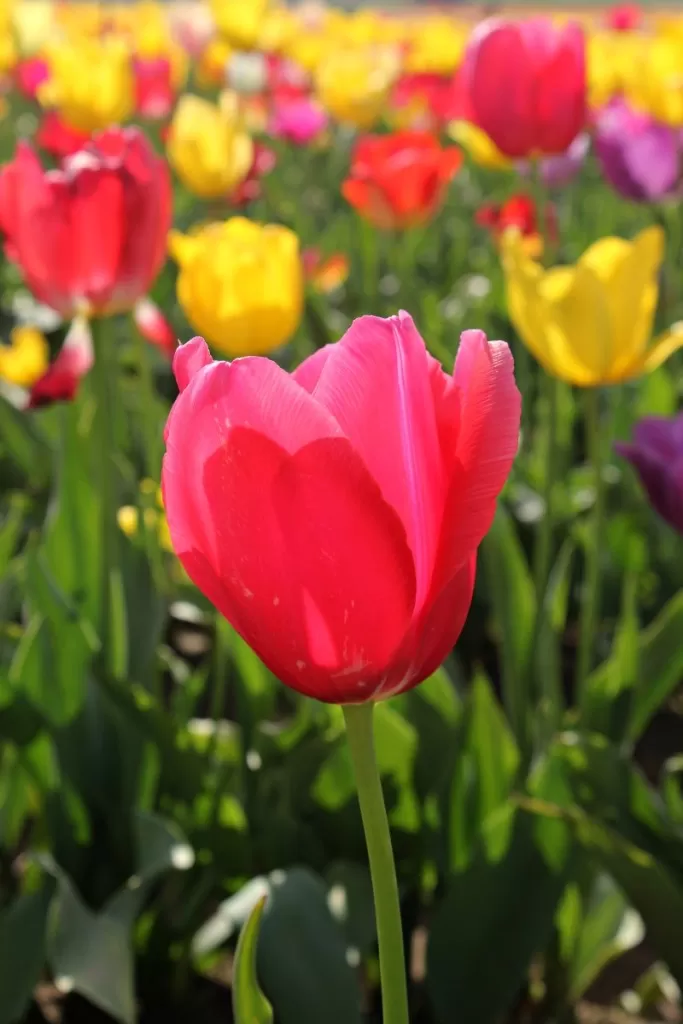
[257, 868, 362, 1024]
[326, 862, 375, 955]
[47, 867, 136, 1024]
[233, 897, 273, 1024]
[0, 885, 53, 1024]
[428, 812, 569, 1024]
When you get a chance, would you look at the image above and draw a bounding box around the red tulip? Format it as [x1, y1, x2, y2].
[463, 17, 586, 159]
[36, 111, 90, 159]
[476, 193, 558, 256]
[4, 127, 171, 319]
[342, 131, 463, 230]
[29, 317, 93, 408]
[133, 56, 176, 120]
[392, 73, 467, 130]
[162, 313, 521, 704]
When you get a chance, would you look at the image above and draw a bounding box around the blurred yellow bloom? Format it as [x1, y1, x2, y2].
[285, 29, 330, 74]
[404, 17, 467, 75]
[448, 121, 511, 170]
[53, 2, 102, 40]
[196, 35, 232, 88]
[0, 326, 49, 388]
[39, 35, 134, 132]
[167, 93, 253, 200]
[625, 36, 683, 124]
[587, 32, 639, 109]
[0, 23, 16, 73]
[210, 0, 271, 49]
[169, 218, 304, 357]
[12, 0, 55, 54]
[315, 45, 398, 129]
[258, 7, 295, 52]
[503, 226, 683, 387]
[118, 481, 172, 552]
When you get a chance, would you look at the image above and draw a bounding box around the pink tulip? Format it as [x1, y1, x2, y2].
[463, 17, 586, 159]
[162, 313, 521, 704]
[269, 97, 328, 146]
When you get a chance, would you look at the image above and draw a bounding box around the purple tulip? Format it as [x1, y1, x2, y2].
[595, 98, 683, 202]
[615, 413, 683, 534]
[517, 133, 589, 189]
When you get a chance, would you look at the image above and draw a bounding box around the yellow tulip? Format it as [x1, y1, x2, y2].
[210, 0, 271, 49]
[0, 326, 49, 388]
[196, 36, 232, 89]
[315, 45, 398, 129]
[12, 1, 55, 54]
[169, 218, 304, 357]
[502, 226, 683, 387]
[404, 17, 467, 75]
[625, 36, 683, 124]
[448, 121, 511, 171]
[167, 93, 253, 200]
[39, 35, 134, 132]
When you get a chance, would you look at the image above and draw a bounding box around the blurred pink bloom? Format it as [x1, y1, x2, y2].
[14, 57, 49, 100]
[270, 97, 328, 145]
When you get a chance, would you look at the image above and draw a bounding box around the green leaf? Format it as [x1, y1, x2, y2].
[0, 394, 51, 488]
[584, 589, 683, 744]
[567, 874, 643, 1001]
[233, 897, 273, 1024]
[313, 703, 419, 831]
[0, 885, 53, 1024]
[47, 866, 136, 1024]
[449, 670, 519, 869]
[257, 868, 362, 1024]
[481, 506, 535, 743]
[9, 549, 98, 724]
[428, 812, 569, 1024]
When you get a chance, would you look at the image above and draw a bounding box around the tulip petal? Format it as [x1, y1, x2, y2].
[172, 336, 213, 392]
[434, 330, 520, 584]
[466, 21, 536, 158]
[641, 324, 683, 373]
[292, 344, 334, 393]
[308, 312, 442, 610]
[273, 435, 417, 701]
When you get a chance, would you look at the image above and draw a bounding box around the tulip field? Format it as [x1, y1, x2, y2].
[3, 1, 683, 1023]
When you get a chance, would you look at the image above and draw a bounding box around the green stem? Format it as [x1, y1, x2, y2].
[575, 389, 609, 704]
[533, 371, 559, 602]
[343, 703, 409, 1024]
[134, 319, 163, 480]
[91, 317, 119, 677]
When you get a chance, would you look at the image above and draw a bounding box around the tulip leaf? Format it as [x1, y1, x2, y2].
[256, 868, 362, 1024]
[46, 863, 136, 1024]
[449, 670, 519, 871]
[481, 505, 535, 746]
[428, 811, 570, 1024]
[233, 896, 273, 1024]
[0, 884, 53, 1024]
[0, 393, 51, 488]
[530, 735, 683, 986]
[583, 589, 683, 743]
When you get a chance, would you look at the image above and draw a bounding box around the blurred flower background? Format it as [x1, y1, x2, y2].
[0, 2, 682, 1024]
